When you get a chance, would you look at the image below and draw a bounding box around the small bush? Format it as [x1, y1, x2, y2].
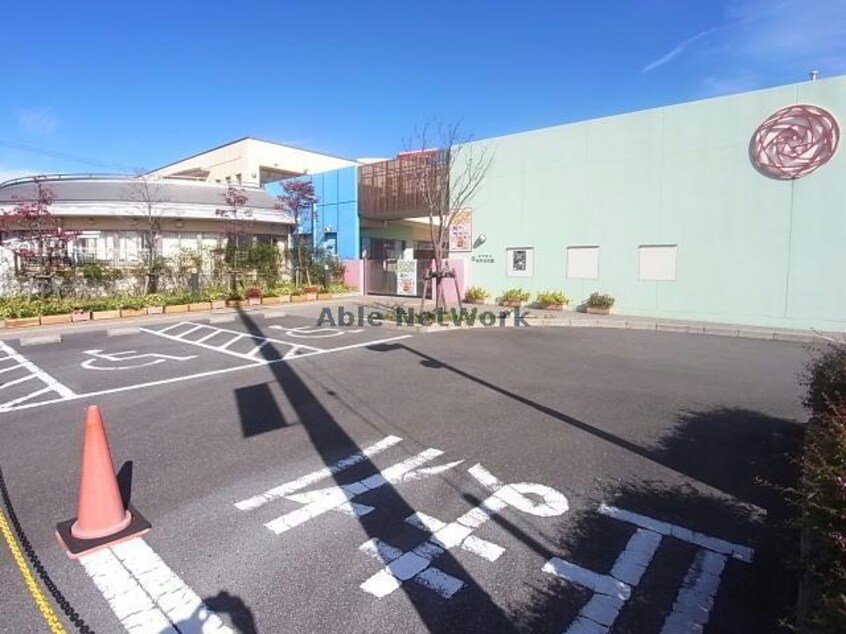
[536, 291, 569, 307]
[500, 288, 530, 304]
[804, 343, 846, 416]
[245, 287, 262, 299]
[464, 286, 488, 303]
[586, 292, 615, 308]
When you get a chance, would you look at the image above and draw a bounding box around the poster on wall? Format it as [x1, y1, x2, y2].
[396, 259, 417, 296]
[449, 209, 473, 252]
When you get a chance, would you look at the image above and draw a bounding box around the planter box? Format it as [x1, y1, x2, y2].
[465, 298, 488, 305]
[500, 300, 526, 308]
[189, 301, 212, 312]
[164, 304, 189, 314]
[586, 306, 612, 315]
[5, 316, 40, 329]
[120, 308, 147, 318]
[290, 294, 307, 303]
[262, 296, 281, 305]
[40, 313, 72, 325]
[539, 303, 567, 311]
[317, 292, 333, 301]
[305, 293, 318, 301]
[72, 311, 91, 322]
[226, 300, 247, 308]
[146, 305, 164, 315]
[210, 300, 226, 310]
[278, 294, 291, 303]
[247, 297, 262, 306]
[92, 309, 121, 320]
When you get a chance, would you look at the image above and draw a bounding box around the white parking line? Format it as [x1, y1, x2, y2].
[0, 333, 413, 413]
[0, 340, 76, 410]
[80, 537, 233, 634]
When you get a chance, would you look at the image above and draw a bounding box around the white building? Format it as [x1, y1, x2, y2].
[0, 174, 293, 266]
[149, 137, 360, 186]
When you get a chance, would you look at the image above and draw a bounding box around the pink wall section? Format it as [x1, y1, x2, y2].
[433, 259, 468, 304]
[342, 259, 364, 291]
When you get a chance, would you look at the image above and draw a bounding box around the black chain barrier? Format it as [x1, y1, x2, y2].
[0, 466, 96, 634]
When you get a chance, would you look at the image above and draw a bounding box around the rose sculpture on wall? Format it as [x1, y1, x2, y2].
[750, 104, 839, 179]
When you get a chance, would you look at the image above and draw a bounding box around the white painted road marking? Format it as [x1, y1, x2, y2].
[660, 549, 727, 634]
[80, 537, 233, 634]
[140, 322, 320, 362]
[597, 504, 754, 562]
[544, 506, 754, 633]
[269, 325, 364, 338]
[80, 349, 198, 371]
[0, 333, 413, 413]
[544, 527, 663, 633]
[0, 340, 76, 411]
[358, 461, 570, 600]
[262, 448, 461, 535]
[234, 435, 403, 511]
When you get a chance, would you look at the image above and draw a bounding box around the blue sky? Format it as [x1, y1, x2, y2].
[2, 0, 845, 180]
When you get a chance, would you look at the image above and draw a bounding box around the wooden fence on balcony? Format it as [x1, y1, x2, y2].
[358, 149, 449, 219]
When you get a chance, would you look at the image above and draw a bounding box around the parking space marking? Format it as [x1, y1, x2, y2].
[80, 537, 233, 634]
[0, 340, 76, 411]
[141, 322, 322, 362]
[0, 333, 413, 413]
[269, 325, 365, 338]
[660, 549, 727, 634]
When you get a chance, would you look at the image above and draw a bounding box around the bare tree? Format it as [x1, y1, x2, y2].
[407, 121, 492, 310]
[128, 173, 170, 294]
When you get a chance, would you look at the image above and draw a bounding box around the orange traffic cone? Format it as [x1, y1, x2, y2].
[57, 405, 150, 558]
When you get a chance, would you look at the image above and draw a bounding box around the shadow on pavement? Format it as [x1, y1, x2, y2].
[165, 590, 258, 634]
[234, 311, 517, 632]
[235, 382, 289, 437]
[367, 343, 804, 631]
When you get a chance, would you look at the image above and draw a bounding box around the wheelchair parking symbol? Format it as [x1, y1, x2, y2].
[81, 349, 198, 371]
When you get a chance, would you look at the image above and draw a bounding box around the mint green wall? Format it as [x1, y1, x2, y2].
[455, 76, 846, 331]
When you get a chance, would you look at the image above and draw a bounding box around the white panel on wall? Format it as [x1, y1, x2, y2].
[506, 247, 534, 277]
[566, 246, 599, 279]
[639, 245, 677, 281]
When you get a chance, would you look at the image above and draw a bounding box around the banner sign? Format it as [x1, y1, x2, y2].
[396, 259, 417, 296]
[449, 210, 472, 252]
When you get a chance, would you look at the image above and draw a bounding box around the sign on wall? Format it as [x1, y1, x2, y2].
[396, 259, 417, 296]
[449, 210, 473, 252]
[751, 104, 840, 180]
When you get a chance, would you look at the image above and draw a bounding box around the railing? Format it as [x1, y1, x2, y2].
[358, 150, 449, 219]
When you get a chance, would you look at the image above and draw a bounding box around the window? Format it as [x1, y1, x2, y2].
[639, 245, 677, 281]
[566, 246, 599, 279]
[506, 247, 534, 277]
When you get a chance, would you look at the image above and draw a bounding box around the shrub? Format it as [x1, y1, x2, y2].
[804, 343, 846, 416]
[39, 297, 72, 316]
[796, 402, 846, 633]
[245, 287, 263, 299]
[1, 298, 41, 319]
[500, 289, 530, 304]
[303, 285, 319, 294]
[142, 294, 166, 307]
[464, 286, 489, 303]
[536, 291, 569, 307]
[586, 292, 615, 308]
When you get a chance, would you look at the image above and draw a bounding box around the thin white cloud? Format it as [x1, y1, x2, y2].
[642, 0, 846, 96]
[642, 28, 716, 73]
[15, 107, 60, 136]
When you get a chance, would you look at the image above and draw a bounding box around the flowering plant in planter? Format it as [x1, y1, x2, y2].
[464, 286, 489, 304]
[245, 287, 263, 305]
[536, 291, 570, 309]
[499, 288, 530, 307]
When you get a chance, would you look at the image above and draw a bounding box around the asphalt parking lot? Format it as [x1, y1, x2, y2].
[0, 311, 811, 633]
